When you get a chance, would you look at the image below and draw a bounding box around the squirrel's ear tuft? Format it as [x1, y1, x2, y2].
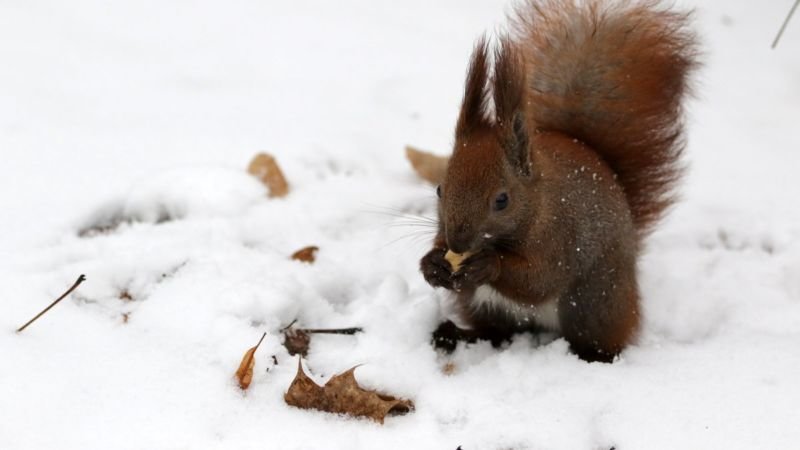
[456, 37, 491, 138]
[493, 37, 525, 128]
[494, 37, 530, 177]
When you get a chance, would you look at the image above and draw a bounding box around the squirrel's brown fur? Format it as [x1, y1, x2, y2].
[420, 0, 698, 362]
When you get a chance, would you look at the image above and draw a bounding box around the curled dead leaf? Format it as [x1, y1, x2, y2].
[247, 152, 289, 198]
[291, 246, 319, 263]
[405, 145, 449, 185]
[283, 329, 311, 357]
[235, 332, 267, 390]
[284, 359, 414, 424]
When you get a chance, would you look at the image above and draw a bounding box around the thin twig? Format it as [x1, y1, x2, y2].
[772, 0, 800, 49]
[281, 319, 363, 336]
[254, 331, 267, 349]
[279, 318, 298, 332]
[300, 327, 364, 335]
[17, 275, 87, 333]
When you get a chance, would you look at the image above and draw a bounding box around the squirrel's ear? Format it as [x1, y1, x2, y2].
[504, 111, 531, 177]
[456, 37, 490, 138]
[494, 38, 530, 177]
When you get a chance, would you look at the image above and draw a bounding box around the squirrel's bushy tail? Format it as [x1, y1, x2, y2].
[512, 0, 698, 235]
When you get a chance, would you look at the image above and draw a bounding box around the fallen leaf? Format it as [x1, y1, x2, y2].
[405, 145, 449, 185]
[284, 359, 414, 424]
[283, 329, 311, 356]
[235, 332, 267, 390]
[247, 152, 289, 198]
[291, 246, 319, 263]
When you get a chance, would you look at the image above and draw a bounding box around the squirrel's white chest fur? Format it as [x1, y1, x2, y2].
[472, 286, 561, 331]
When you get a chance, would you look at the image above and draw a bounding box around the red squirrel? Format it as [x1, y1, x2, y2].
[420, 0, 698, 362]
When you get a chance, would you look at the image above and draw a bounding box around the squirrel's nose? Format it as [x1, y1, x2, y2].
[447, 239, 470, 254]
[446, 223, 473, 254]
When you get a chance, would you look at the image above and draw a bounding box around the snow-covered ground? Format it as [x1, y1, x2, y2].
[2, 0, 799, 448]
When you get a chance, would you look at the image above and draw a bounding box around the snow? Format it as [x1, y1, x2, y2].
[2, 0, 800, 448]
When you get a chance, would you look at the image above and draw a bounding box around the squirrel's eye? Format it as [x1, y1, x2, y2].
[436, 185, 442, 198]
[494, 192, 509, 211]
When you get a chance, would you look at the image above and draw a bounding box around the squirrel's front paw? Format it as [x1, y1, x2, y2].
[452, 250, 501, 292]
[420, 247, 455, 290]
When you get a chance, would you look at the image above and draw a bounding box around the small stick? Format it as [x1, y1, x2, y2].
[300, 327, 363, 335]
[17, 275, 87, 333]
[254, 331, 267, 349]
[772, 0, 800, 49]
[279, 319, 298, 332]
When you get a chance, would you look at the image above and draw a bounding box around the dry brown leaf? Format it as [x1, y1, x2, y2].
[290, 246, 319, 263]
[235, 332, 267, 390]
[283, 329, 311, 356]
[284, 359, 414, 424]
[247, 152, 289, 198]
[405, 145, 449, 185]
